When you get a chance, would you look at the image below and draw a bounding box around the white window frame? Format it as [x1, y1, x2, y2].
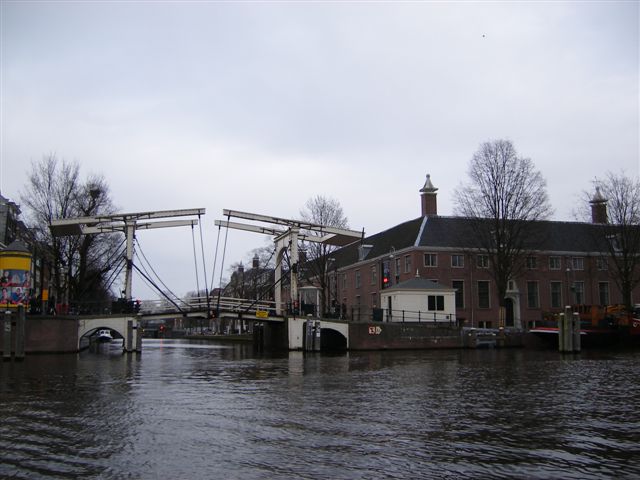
[424, 253, 438, 267]
[451, 254, 464, 268]
[572, 257, 585, 271]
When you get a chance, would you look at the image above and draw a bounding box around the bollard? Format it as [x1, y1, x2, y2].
[468, 329, 477, 349]
[304, 320, 313, 351]
[126, 319, 133, 352]
[496, 327, 506, 348]
[559, 309, 568, 352]
[15, 306, 25, 360]
[572, 312, 581, 352]
[135, 317, 142, 353]
[559, 306, 579, 353]
[3, 310, 11, 361]
[313, 320, 321, 351]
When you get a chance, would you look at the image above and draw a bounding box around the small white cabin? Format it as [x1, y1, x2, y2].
[380, 275, 457, 323]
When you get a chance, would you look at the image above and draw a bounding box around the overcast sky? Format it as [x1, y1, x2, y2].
[1, 1, 638, 300]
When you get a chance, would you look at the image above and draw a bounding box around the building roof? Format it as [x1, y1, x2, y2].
[330, 215, 615, 268]
[385, 276, 453, 292]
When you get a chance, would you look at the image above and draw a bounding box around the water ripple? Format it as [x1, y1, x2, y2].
[1, 344, 639, 479]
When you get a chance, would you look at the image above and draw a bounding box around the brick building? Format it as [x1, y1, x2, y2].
[321, 175, 638, 329]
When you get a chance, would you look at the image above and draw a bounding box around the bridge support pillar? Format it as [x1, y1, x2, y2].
[135, 317, 142, 352]
[125, 319, 133, 352]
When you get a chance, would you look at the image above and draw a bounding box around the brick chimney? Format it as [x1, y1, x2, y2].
[589, 186, 608, 224]
[420, 174, 438, 216]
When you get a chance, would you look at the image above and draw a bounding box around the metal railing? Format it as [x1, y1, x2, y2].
[385, 308, 455, 324]
[139, 296, 277, 317]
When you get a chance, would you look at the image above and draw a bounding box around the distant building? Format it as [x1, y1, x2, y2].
[0, 193, 23, 247]
[315, 175, 638, 329]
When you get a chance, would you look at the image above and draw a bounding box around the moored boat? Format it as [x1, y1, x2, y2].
[96, 329, 113, 343]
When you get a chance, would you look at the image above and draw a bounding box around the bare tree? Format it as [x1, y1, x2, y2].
[19, 154, 120, 308]
[299, 195, 349, 315]
[454, 139, 553, 324]
[591, 171, 640, 310]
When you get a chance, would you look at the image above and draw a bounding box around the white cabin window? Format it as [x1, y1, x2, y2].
[427, 295, 445, 311]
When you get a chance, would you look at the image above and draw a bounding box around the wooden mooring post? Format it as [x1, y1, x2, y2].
[15, 306, 25, 360]
[3, 309, 10, 361]
[2, 307, 26, 360]
[558, 306, 581, 353]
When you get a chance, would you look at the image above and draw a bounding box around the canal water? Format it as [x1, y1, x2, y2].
[1, 340, 639, 479]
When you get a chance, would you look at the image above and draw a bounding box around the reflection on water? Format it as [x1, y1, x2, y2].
[1, 340, 639, 479]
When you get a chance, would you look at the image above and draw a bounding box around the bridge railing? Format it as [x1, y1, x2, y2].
[138, 296, 277, 316]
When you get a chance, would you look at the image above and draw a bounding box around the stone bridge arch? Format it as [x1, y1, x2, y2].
[320, 321, 349, 350]
[77, 316, 139, 351]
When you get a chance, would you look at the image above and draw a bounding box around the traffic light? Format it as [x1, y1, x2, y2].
[381, 261, 391, 289]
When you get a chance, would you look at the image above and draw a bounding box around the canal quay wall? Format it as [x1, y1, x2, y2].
[3, 314, 527, 355]
[254, 317, 525, 351]
[1, 313, 79, 356]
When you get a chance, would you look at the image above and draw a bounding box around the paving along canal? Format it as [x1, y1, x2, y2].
[1, 339, 639, 479]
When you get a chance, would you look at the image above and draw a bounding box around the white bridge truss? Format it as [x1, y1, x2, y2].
[215, 209, 363, 315]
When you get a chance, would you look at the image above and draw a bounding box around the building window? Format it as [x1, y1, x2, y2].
[526, 256, 538, 270]
[599, 282, 610, 306]
[428, 295, 445, 311]
[573, 281, 585, 304]
[395, 258, 401, 280]
[371, 292, 377, 308]
[527, 281, 539, 308]
[549, 256, 561, 270]
[477, 255, 489, 269]
[424, 253, 438, 267]
[404, 255, 412, 274]
[341, 273, 347, 291]
[596, 256, 608, 271]
[452, 280, 464, 309]
[572, 257, 584, 271]
[451, 254, 464, 268]
[355, 270, 361, 289]
[478, 281, 490, 309]
[550, 281, 562, 309]
[370, 265, 377, 285]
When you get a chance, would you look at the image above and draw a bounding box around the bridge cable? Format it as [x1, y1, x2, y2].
[74, 239, 127, 302]
[134, 239, 188, 307]
[241, 263, 291, 314]
[134, 250, 188, 308]
[197, 213, 210, 316]
[191, 222, 201, 296]
[131, 263, 185, 314]
[215, 211, 232, 316]
[103, 255, 127, 294]
[209, 223, 222, 295]
[238, 245, 286, 314]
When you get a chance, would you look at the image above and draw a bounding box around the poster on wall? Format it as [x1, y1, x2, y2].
[0, 269, 30, 306]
